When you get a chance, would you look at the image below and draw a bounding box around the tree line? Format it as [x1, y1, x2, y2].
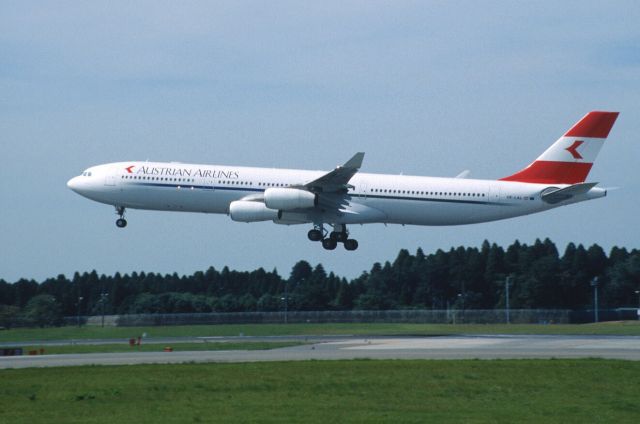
[1, 239, 639, 327]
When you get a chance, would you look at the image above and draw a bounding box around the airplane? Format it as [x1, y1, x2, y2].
[67, 111, 619, 251]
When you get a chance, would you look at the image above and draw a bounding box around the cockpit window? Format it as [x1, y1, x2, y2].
[82, 171, 92, 177]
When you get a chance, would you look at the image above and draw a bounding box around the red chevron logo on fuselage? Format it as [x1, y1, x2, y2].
[565, 140, 584, 160]
[125, 165, 135, 173]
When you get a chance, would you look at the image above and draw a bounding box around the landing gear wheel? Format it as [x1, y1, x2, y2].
[115, 206, 127, 228]
[344, 239, 358, 251]
[308, 229, 323, 242]
[322, 238, 338, 250]
[329, 231, 347, 242]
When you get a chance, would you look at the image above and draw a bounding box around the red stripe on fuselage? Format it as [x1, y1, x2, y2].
[564, 111, 619, 138]
[499, 161, 593, 184]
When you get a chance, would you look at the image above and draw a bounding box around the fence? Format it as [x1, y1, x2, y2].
[569, 308, 639, 323]
[64, 309, 581, 327]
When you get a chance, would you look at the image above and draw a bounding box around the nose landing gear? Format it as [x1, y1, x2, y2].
[115, 206, 127, 228]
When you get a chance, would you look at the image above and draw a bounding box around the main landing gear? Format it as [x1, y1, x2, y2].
[115, 206, 127, 228]
[308, 224, 358, 251]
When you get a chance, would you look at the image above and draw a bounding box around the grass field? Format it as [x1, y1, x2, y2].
[1, 321, 639, 342]
[1, 359, 638, 423]
[19, 341, 304, 355]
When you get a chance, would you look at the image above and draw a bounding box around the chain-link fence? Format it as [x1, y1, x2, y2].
[64, 309, 585, 327]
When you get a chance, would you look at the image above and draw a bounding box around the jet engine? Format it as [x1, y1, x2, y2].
[264, 188, 317, 210]
[229, 201, 279, 222]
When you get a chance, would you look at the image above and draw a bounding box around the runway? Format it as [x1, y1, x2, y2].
[2, 335, 639, 368]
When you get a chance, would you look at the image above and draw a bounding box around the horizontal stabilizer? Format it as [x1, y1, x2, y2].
[541, 182, 598, 204]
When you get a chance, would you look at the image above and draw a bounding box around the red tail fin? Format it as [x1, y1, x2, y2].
[500, 111, 619, 184]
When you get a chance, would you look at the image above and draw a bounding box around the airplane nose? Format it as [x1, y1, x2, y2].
[67, 176, 80, 192]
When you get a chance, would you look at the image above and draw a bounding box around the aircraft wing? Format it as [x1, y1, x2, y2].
[541, 182, 598, 204]
[304, 152, 365, 193]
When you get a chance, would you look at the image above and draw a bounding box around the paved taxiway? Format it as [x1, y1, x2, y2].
[2, 335, 640, 368]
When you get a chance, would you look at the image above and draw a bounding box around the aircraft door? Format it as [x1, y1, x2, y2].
[104, 175, 116, 186]
[358, 180, 369, 199]
[488, 183, 501, 202]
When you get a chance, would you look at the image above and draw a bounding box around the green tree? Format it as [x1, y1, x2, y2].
[295, 264, 331, 310]
[606, 253, 640, 307]
[333, 280, 355, 310]
[21, 295, 63, 327]
[0, 304, 21, 329]
[257, 294, 281, 311]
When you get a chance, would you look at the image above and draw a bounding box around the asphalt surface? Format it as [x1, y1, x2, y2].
[2, 334, 640, 368]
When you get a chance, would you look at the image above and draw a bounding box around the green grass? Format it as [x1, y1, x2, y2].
[1, 321, 639, 343]
[19, 341, 304, 355]
[0, 359, 638, 423]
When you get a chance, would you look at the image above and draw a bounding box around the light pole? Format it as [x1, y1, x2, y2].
[281, 282, 288, 324]
[76, 296, 84, 328]
[635, 290, 640, 320]
[591, 277, 599, 323]
[100, 292, 109, 328]
[505, 276, 513, 324]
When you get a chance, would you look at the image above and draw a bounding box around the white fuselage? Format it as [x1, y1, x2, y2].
[67, 161, 606, 226]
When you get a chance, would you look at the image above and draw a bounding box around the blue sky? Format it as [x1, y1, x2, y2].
[1, 1, 639, 282]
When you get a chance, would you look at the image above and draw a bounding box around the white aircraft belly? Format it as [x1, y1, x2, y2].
[362, 196, 503, 225]
[116, 183, 244, 214]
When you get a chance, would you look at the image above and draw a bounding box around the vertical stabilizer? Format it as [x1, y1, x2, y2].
[500, 111, 619, 184]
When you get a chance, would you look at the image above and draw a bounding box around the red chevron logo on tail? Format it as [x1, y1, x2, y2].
[565, 140, 584, 160]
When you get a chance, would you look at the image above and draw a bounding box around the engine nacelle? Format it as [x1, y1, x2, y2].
[229, 201, 278, 222]
[264, 188, 317, 210]
[273, 211, 311, 225]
